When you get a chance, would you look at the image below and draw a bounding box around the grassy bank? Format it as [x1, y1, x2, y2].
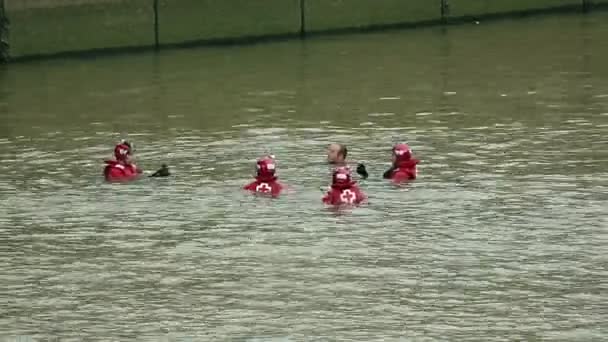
[7, 0, 153, 57]
[4, 0, 606, 61]
[446, 0, 583, 18]
[305, 0, 439, 32]
[158, 0, 300, 45]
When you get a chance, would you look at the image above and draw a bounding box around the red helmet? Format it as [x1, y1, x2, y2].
[393, 143, 412, 162]
[256, 156, 276, 178]
[332, 166, 353, 186]
[114, 143, 131, 161]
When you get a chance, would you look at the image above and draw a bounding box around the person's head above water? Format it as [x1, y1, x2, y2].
[327, 143, 348, 164]
[392, 143, 413, 165]
[331, 166, 355, 189]
[255, 155, 277, 181]
[114, 142, 133, 164]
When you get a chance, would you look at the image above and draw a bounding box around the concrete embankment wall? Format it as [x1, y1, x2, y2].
[1, 0, 606, 62]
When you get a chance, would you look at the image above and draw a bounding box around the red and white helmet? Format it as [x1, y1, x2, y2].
[393, 143, 412, 162]
[256, 156, 276, 178]
[114, 143, 132, 161]
[332, 166, 352, 186]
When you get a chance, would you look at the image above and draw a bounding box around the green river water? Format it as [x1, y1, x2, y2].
[1, 12, 607, 342]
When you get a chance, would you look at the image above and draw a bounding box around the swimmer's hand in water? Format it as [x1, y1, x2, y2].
[150, 164, 171, 177]
[356, 163, 369, 180]
[383, 166, 396, 179]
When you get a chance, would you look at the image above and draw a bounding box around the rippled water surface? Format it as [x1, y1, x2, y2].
[1, 12, 608, 342]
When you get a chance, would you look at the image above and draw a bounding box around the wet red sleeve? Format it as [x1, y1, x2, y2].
[392, 170, 415, 183]
[105, 167, 125, 182]
[103, 166, 111, 180]
[271, 183, 284, 197]
[243, 182, 256, 191]
[322, 191, 332, 204]
[357, 189, 367, 203]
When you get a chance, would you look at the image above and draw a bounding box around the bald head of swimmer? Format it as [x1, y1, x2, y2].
[327, 143, 347, 164]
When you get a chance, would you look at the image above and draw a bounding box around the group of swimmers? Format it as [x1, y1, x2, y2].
[103, 141, 420, 206]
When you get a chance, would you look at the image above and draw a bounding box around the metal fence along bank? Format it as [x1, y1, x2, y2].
[0, 0, 606, 62]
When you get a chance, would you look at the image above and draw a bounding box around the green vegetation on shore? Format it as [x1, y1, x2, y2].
[159, 0, 300, 45]
[7, 0, 153, 57]
[3, 0, 606, 61]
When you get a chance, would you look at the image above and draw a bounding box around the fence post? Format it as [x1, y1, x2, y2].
[153, 0, 160, 49]
[0, 0, 8, 62]
[582, 0, 591, 12]
[299, 0, 306, 38]
[440, 0, 450, 24]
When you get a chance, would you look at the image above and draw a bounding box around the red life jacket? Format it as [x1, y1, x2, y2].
[322, 176, 366, 205]
[104, 160, 141, 182]
[243, 175, 284, 198]
[390, 159, 419, 183]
